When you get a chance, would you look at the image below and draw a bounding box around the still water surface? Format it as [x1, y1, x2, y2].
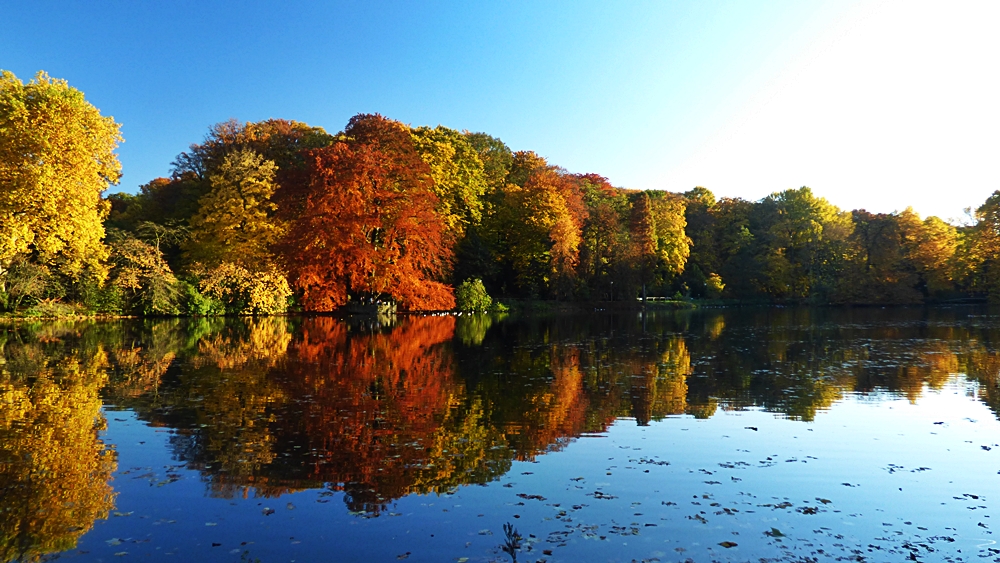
[2, 308, 1000, 562]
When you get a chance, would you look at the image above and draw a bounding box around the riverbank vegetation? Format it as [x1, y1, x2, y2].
[3, 70, 1000, 316]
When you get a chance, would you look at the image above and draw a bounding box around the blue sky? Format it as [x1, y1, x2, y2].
[3, 1, 998, 221]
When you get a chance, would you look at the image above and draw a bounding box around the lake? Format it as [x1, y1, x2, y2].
[1, 307, 999, 562]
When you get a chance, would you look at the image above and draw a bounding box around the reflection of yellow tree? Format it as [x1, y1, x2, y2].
[628, 337, 691, 425]
[107, 345, 174, 401]
[0, 340, 116, 563]
[704, 314, 725, 340]
[894, 343, 958, 404]
[193, 317, 291, 371]
[185, 318, 291, 498]
[965, 348, 1000, 417]
[412, 397, 511, 493]
[506, 347, 591, 459]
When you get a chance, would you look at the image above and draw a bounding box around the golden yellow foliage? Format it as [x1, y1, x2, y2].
[0, 71, 121, 282]
[410, 126, 488, 238]
[198, 262, 292, 315]
[187, 148, 285, 267]
[0, 341, 116, 562]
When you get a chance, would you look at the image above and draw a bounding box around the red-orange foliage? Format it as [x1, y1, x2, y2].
[281, 316, 460, 512]
[283, 114, 455, 311]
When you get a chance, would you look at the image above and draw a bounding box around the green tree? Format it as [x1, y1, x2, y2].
[0, 71, 122, 290]
[455, 278, 494, 312]
[754, 187, 851, 299]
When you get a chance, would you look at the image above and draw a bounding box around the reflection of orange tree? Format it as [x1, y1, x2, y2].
[0, 333, 116, 563]
[281, 316, 512, 513]
[498, 347, 593, 460]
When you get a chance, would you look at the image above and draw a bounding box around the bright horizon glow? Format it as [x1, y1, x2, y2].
[656, 0, 1000, 223]
[2, 1, 997, 223]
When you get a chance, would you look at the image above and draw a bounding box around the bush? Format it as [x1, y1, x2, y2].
[2, 260, 52, 311]
[107, 236, 181, 315]
[198, 262, 291, 315]
[455, 278, 493, 312]
[705, 273, 725, 299]
[23, 298, 78, 318]
[179, 281, 225, 316]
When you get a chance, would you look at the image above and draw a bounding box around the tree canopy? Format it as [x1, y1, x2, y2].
[5, 70, 1000, 314]
[0, 71, 121, 289]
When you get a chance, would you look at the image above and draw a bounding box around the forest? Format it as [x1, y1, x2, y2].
[3, 70, 1000, 316]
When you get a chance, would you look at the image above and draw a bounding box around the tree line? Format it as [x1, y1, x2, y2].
[3, 70, 1000, 315]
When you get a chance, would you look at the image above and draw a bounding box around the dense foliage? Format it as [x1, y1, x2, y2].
[4, 69, 1000, 314]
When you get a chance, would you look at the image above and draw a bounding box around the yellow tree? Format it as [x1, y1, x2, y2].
[499, 167, 584, 298]
[410, 125, 488, 238]
[0, 71, 122, 287]
[186, 148, 284, 267]
[649, 192, 691, 279]
[897, 209, 958, 296]
[184, 148, 291, 314]
[970, 191, 1000, 300]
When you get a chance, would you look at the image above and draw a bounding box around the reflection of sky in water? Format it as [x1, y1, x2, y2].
[69, 380, 999, 563]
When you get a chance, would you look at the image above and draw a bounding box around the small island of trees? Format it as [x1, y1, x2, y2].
[2, 69, 1000, 317]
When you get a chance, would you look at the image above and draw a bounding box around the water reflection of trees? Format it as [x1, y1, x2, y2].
[5, 308, 1000, 529]
[97, 309, 1000, 515]
[0, 323, 117, 563]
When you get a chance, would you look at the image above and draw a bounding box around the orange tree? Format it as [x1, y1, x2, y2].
[283, 114, 454, 311]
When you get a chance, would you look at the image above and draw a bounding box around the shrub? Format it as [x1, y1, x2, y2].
[705, 273, 725, 299]
[198, 262, 291, 315]
[455, 278, 492, 312]
[107, 236, 181, 315]
[179, 281, 225, 316]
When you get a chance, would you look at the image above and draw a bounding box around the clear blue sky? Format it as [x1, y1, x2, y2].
[3, 1, 998, 221]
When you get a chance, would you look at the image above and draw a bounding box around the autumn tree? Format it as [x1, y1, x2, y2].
[969, 191, 1000, 300]
[107, 234, 181, 315]
[185, 148, 285, 267]
[109, 119, 333, 268]
[284, 114, 455, 311]
[648, 191, 690, 292]
[181, 147, 291, 314]
[753, 187, 851, 299]
[410, 125, 488, 238]
[0, 71, 122, 296]
[577, 175, 630, 300]
[837, 208, 957, 304]
[629, 192, 657, 301]
[493, 160, 586, 299]
[171, 118, 334, 217]
[840, 210, 915, 303]
[896, 209, 958, 297]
